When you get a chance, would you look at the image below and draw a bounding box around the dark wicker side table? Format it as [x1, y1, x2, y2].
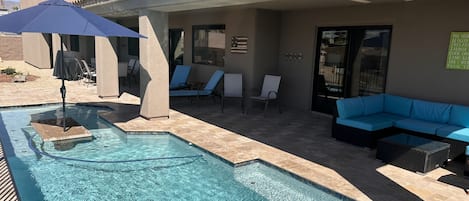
[376, 133, 450, 173]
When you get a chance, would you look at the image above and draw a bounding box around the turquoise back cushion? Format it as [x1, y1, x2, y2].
[449, 105, 469, 127]
[336, 97, 364, 119]
[411, 100, 452, 123]
[384, 94, 413, 117]
[361, 94, 384, 115]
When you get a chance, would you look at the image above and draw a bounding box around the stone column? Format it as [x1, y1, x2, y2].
[95, 36, 119, 98]
[139, 10, 169, 119]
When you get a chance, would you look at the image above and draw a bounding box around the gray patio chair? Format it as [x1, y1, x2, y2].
[248, 75, 281, 116]
[221, 73, 244, 113]
[78, 59, 96, 86]
[126, 59, 139, 86]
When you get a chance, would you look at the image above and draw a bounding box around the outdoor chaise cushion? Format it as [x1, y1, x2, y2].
[362, 94, 384, 115]
[394, 118, 447, 135]
[169, 65, 191, 90]
[448, 105, 469, 128]
[411, 100, 452, 124]
[169, 89, 213, 96]
[170, 70, 224, 97]
[336, 113, 406, 131]
[383, 94, 413, 117]
[336, 97, 364, 119]
[436, 126, 469, 143]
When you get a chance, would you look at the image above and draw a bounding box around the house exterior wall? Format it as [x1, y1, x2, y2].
[170, 9, 256, 94]
[169, 9, 280, 97]
[278, 0, 469, 110]
[20, 0, 51, 68]
[22, 32, 51, 69]
[253, 9, 280, 94]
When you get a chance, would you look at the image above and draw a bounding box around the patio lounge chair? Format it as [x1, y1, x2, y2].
[170, 70, 224, 99]
[170, 65, 192, 90]
[78, 59, 96, 86]
[248, 75, 281, 116]
[127, 59, 139, 86]
[221, 73, 244, 113]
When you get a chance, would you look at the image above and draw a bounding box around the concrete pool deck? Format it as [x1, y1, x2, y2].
[0, 60, 468, 201]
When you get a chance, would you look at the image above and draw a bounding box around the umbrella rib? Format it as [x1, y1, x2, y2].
[71, 7, 110, 37]
[19, 6, 53, 34]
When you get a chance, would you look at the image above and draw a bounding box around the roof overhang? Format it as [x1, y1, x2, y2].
[84, 0, 418, 18]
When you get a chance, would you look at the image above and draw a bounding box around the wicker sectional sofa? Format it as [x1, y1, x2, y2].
[332, 94, 469, 160]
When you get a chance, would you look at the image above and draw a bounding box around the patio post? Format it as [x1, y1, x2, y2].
[95, 36, 119, 99]
[138, 10, 169, 119]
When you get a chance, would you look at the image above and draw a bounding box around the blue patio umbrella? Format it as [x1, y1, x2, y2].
[0, 0, 145, 131]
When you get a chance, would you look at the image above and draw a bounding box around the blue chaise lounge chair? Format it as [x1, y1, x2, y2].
[170, 65, 192, 90]
[170, 70, 224, 98]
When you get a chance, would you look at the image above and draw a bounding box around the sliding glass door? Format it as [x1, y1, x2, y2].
[312, 26, 392, 114]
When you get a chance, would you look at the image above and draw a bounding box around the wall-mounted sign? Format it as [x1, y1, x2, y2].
[231, 36, 248, 54]
[446, 32, 469, 70]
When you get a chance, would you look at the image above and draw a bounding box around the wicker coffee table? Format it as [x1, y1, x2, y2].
[376, 133, 450, 173]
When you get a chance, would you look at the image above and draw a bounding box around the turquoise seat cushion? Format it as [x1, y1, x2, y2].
[336, 113, 404, 131]
[361, 94, 384, 115]
[394, 118, 447, 135]
[411, 100, 452, 123]
[384, 94, 413, 117]
[436, 126, 469, 143]
[336, 97, 364, 119]
[169, 65, 191, 90]
[169, 90, 212, 97]
[448, 104, 469, 128]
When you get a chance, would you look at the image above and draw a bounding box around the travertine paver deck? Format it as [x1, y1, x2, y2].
[1, 61, 469, 201]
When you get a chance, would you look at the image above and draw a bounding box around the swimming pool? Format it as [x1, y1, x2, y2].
[0, 105, 352, 201]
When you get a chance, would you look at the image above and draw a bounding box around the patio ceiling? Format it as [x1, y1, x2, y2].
[85, 0, 418, 17]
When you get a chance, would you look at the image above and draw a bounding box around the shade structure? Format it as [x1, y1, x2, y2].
[0, 0, 145, 131]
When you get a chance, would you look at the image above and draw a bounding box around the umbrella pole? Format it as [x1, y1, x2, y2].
[59, 34, 66, 132]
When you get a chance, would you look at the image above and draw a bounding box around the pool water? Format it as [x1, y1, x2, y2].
[0, 105, 352, 201]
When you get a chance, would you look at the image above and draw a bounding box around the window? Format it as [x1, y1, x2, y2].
[192, 25, 225, 66]
[70, 35, 79, 52]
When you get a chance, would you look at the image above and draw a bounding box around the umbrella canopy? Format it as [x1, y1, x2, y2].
[0, 0, 145, 131]
[0, 0, 144, 38]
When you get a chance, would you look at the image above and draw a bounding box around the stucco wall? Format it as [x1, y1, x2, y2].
[279, 0, 469, 110]
[253, 10, 280, 94]
[169, 9, 257, 94]
[169, 9, 281, 97]
[0, 35, 23, 60]
[22, 33, 51, 69]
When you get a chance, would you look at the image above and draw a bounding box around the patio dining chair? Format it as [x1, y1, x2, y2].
[170, 65, 192, 90]
[78, 59, 96, 86]
[90, 57, 96, 68]
[248, 75, 281, 116]
[170, 70, 224, 101]
[221, 73, 244, 113]
[126, 59, 139, 86]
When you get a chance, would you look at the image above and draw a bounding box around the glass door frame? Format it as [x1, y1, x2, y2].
[169, 28, 184, 77]
[311, 25, 393, 113]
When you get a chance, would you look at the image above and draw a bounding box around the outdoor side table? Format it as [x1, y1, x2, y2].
[376, 133, 450, 173]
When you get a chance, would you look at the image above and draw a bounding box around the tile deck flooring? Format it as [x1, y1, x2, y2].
[1, 61, 469, 201]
